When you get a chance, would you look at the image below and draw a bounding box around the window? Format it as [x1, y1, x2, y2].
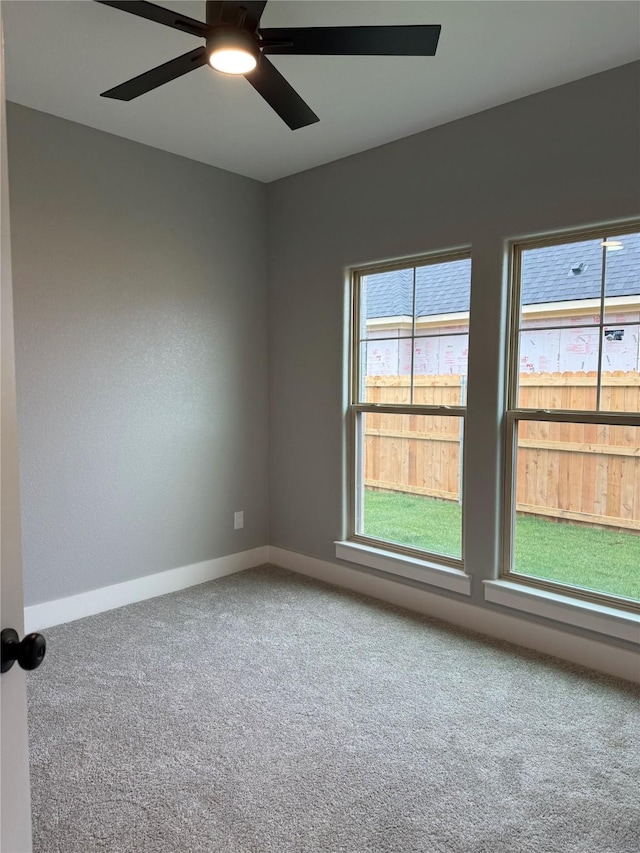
[505, 225, 640, 610]
[349, 251, 471, 569]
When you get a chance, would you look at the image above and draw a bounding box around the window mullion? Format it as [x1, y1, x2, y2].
[352, 403, 466, 417]
[508, 245, 523, 412]
[351, 271, 362, 405]
[510, 408, 640, 427]
[595, 240, 607, 411]
[410, 265, 416, 405]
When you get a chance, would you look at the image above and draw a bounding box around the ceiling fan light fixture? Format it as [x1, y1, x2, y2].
[207, 28, 260, 75]
[97, 1, 442, 130]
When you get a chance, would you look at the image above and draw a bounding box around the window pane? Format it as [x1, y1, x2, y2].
[520, 238, 603, 330]
[358, 412, 463, 559]
[358, 255, 471, 407]
[359, 340, 411, 404]
[603, 231, 640, 325]
[599, 359, 640, 413]
[517, 327, 599, 409]
[413, 336, 468, 405]
[601, 232, 640, 412]
[513, 420, 640, 603]
[415, 258, 471, 323]
[413, 334, 469, 378]
[360, 268, 413, 340]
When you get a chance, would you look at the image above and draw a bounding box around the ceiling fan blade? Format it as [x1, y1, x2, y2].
[95, 1, 210, 39]
[244, 56, 318, 130]
[101, 47, 207, 100]
[260, 25, 441, 56]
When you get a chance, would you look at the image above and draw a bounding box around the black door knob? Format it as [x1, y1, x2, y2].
[1, 628, 46, 674]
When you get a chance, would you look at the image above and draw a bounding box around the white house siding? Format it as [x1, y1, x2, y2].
[519, 311, 640, 374]
[365, 311, 640, 377]
[365, 324, 469, 376]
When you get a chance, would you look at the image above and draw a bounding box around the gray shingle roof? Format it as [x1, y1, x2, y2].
[364, 232, 640, 319]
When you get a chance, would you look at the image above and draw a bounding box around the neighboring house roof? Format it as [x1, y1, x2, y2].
[365, 232, 640, 319]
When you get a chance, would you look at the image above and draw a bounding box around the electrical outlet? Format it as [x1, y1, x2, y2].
[234, 510, 244, 530]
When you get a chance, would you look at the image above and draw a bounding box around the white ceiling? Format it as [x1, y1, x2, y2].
[3, 1, 640, 182]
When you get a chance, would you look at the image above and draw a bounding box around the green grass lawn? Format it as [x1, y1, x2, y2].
[363, 489, 640, 601]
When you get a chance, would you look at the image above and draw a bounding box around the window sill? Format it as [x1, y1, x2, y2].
[335, 540, 471, 596]
[484, 579, 640, 643]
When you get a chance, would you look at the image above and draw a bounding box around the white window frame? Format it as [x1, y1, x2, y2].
[503, 222, 640, 614]
[347, 249, 470, 574]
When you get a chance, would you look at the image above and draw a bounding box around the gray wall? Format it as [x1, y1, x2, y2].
[7, 62, 640, 615]
[267, 62, 640, 608]
[7, 104, 269, 606]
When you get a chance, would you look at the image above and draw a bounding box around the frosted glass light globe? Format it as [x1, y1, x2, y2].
[207, 29, 259, 76]
[209, 48, 257, 75]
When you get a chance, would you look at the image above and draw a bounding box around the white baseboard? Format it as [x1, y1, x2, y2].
[268, 546, 640, 684]
[24, 546, 269, 632]
[24, 543, 637, 683]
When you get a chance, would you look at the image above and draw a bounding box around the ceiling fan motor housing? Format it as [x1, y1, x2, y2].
[207, 26, 261, 73]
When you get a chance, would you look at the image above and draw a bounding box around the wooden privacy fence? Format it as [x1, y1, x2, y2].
[364, 372, 640, 532]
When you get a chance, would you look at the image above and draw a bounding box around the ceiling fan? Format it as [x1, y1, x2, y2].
[96, 1, 441, 130]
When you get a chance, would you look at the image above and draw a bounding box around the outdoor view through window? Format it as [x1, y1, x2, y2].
[352, 230, 639, 607]
[353, 254, 471, 563]
[509, 230, 640, 606]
